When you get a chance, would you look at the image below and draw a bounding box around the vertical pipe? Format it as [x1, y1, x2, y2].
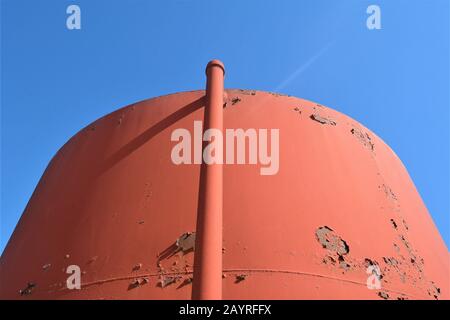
[192, 60, 225, 300]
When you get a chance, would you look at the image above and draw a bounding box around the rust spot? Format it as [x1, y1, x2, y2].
[310, 114, 336, 126]
[315, 226, 349, 255]
[351, 128, 374, 151]
[19, 282, 36, 296]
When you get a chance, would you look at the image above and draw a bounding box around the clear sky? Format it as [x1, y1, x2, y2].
[1, 0, 449, 254]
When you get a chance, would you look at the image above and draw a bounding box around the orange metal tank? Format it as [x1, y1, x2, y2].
[0, 63, 448, 300]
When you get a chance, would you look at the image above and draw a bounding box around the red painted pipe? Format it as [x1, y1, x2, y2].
[192, 60, 225, 300]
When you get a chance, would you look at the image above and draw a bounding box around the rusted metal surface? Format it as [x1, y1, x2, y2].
[0, 86, 448, 300]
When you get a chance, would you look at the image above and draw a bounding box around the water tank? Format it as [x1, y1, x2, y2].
[0, 76, 448, 300]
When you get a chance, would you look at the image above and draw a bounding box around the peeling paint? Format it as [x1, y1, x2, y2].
[158, 275, 180, 288]
[427, 282, 441, 300]
[132, 263, 142, 271]
[19, 282, 36, 296]
[351, 128, 374, 151]
[381, 184, 397, 201]
[231, 97, 241, 105]
[42, 263, 51, 271]
[235, 274, 248, 283]
[176, 232, 196, 254]
[310, 114, 336, 126]
[383, 257, 398, 266]
[239, 89, 256, 96]
[315, 226, 349, 255]
[402, 219, 409, 231]
[338, 256, 351, 271]
[129, 277, 149, 289]
[378, 291, 390, 300]
[390, 219, 398, 229]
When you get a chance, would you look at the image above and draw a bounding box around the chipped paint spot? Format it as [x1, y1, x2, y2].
[129, 277, 149, 289]
[310, 114, 336, 126]
[378, 291, 390, 300]
[87, 256, 98, 264]
[383, 257, 398, 266]
[268, 92, 288, 97]
[293, 107, 302, 115]
[428, 282, 441, 300]
[316, 227, 353, 272]
[42, 263, 51, 271]
[351, 128, 374, 151]
[231, 97, 241, 105]
[19, 282, 36, 296]
[239, 89, 256, 96]
[322, 255, 337, 265]
[158, 275, 180, 288]
[338, 256, 351, 270]
[380, 184, 397, 201]
[176, 232, 196, 254]
[177, 277, 193, 289]
[402, 219, 409, 231]
[315, 226, 349, 255]
[390, 219, 398, 229]
[235, 274, 248, 283]
[132, 263, 142, 271]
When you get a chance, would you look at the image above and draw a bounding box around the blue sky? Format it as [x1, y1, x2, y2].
[1, 0, 449, 254]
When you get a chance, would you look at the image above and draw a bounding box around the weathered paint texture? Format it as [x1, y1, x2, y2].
[0, 88, 448, 300]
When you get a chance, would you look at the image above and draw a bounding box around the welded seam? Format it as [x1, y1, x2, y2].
[46, 267, 422, 299]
